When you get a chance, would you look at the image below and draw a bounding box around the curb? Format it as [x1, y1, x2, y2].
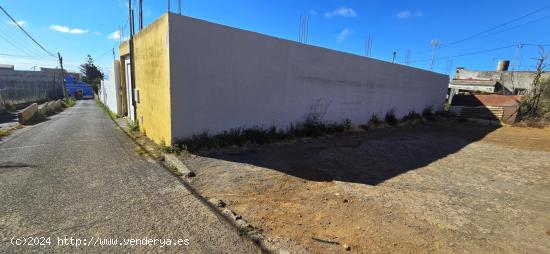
[163, 153, 195, 177]
[108, 116, 271, 253]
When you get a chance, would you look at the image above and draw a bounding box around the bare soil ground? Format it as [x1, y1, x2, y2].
[181, 120, 550, 253]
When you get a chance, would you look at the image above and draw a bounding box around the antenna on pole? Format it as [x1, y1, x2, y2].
[392, 51, 397, 63]
[430, 39, 441, 70]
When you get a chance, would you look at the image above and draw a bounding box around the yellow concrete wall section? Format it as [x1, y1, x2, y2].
[119, 41, 129, 56]
[132, 13, 172, 145]
[118, 57, 127, 116]
[119, 41, 129, 116]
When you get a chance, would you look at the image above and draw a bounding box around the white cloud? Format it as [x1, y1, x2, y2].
[7, 20, 26, 27]
[93, 31, 102, 36]
[336, 28, 352, 43]
[325, 7, 357, 19]
[107, 31, 121, 40]
[49, 25, 89, 34]
[396, 10, 424, 19]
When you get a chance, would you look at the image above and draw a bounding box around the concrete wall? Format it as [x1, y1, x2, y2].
[455, 68, 550, 92]
[0, 69, 64, 106]
[99, 60, 122, 115]
[132, 14, 172, 144]
[167, 14, 448, 141]
[0, 91, 4, 113]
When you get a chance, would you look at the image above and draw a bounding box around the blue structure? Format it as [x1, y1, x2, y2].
[65, 75, 93, 99]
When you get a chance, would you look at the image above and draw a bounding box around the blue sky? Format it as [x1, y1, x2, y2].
[0, 0, 548, 76]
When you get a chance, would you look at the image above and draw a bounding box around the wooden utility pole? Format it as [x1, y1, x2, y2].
[58, 52, 67, 98]
[128, 0, 137, 122]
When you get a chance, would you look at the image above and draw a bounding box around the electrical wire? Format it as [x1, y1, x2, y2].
[410, 44, 518, 63]
[0, 5, 55, 57]
[415, 4, 550, 55]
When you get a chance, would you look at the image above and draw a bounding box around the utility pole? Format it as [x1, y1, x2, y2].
[512, 43, 524, 71]
[178, 0, 181, 15]
[128, 0, 137, 123]
[139, 0, 143, 30]
[58, 52, 67, 98]
[446, 58, 453, 76]
[392, 51, 397, 63]
[430, 39, 440, 70]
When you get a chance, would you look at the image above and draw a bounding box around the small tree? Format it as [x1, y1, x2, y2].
[79, 55, 104, 93]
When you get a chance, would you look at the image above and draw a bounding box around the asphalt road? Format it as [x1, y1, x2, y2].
[0, 100, 258, 253]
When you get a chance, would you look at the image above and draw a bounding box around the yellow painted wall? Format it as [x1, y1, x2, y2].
[130, 14, 172, 145]
[119, 41, 128, 116]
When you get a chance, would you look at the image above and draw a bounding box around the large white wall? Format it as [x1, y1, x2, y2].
[168, 14, 449, 140]
[99, 60, 122, 115]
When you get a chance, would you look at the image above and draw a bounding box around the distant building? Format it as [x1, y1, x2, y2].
[65, 75, 93, 99]
[448, 60, 550, 103]
[0, 64, 14, 70]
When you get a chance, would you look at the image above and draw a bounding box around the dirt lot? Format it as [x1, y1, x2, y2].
[181, 120, 550, 253]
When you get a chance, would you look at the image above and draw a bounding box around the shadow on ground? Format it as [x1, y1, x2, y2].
[0, 112, 17, 125]
[197, 120, 500, 185]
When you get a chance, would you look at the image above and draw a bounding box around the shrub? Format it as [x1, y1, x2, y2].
[401, 111, 424, 125]
[422, 107, 436, 121]
[3, 102, 15, 112]
[384, 110, 398, 126]
[128, 121, 139, 136]
[64, 98, 76, 107]
[179, 119, 350, 152]
[360, 114, 383, 130]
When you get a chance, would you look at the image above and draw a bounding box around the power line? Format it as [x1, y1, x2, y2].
[416, 4, 550, 55]
[411, 44, 518, 63]
[444, 4, 550, 47]
[0, 20, 49, 58]
[0, 5, 55, 57]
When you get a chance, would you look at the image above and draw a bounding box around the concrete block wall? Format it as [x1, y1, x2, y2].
[0, 69, 64, 106]
[167, 13, 449, 142]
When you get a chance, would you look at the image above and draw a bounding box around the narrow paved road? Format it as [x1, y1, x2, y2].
[0, 100, 257, 253]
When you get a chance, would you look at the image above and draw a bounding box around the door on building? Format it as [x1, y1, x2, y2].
[124, 57, 135, 122]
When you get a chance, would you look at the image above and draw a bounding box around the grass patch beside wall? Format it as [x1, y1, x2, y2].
[174, 118, 352, 152]
[64, 98, 76, 107]
[167, 107, 445, 153]
[95, 98, 117, 120]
